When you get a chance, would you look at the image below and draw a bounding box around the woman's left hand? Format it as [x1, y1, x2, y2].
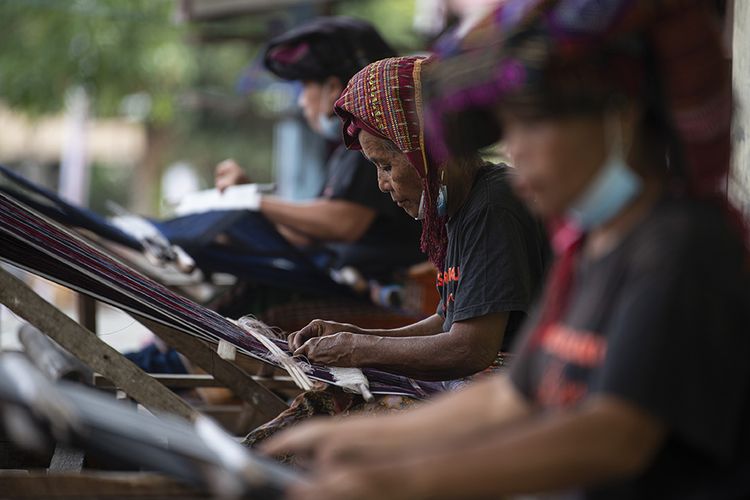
[293, 331, 363, 366]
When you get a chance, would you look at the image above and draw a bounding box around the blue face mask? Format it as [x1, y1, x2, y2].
[415, 190, 426, 221]
[317, 113, 341, 141]
[414, 185, 448, 221]
[436, 184, 448, 218]
[567, 118, 642, 230]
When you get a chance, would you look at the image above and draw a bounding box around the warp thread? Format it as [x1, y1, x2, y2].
[236, 316, 373, 400]
[235, 316, 313, 391]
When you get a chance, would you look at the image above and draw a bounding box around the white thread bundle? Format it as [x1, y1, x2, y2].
[235, 316, 313, 391]
[329, 367, 373, 402]
[235, 316, 373, 400]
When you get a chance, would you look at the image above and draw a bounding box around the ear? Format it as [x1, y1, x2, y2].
[324, 76, 345, 96]
[320, 76, 345, 116]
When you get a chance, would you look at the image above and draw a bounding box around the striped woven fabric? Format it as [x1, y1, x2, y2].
[335, 55, 430, 178]
[426, 0, 732, 200]
[0, 192, 443, 399]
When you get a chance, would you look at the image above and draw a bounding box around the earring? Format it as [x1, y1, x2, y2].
[437, 169, 448, 217]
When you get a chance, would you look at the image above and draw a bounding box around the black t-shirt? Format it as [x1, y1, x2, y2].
[510, 196, 750, 499]
[437, 164, 549, 351]
[320, 145, 424, 280]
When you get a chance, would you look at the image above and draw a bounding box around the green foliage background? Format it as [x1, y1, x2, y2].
[0, 0, 421, 211]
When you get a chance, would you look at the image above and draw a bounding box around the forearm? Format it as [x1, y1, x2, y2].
[260, 196, 373, 242]
[261, 375, 531, 468]
[353, 331, 494, 380]
[384, 399, 664, 499]
[362, 376, 530, 454]
[357, 314, 444, 338]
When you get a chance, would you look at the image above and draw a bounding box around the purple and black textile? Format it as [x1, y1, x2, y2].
[0, 192, 443, 399]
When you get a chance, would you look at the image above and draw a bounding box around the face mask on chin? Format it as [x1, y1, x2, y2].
[415, 190, 426, 221]
[567, 116, 643, 231]
[317, 112, 342, 141]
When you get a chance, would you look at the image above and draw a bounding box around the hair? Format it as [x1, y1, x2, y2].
[498, 40, 685, 186]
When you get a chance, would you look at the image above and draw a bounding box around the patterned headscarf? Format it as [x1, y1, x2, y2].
[426, 0, 732, 202]
[264, 17, 396, 83]
[335, 56, 448, 269]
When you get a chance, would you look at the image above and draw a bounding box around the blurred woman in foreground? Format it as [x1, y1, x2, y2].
[263, 1, 750, 498]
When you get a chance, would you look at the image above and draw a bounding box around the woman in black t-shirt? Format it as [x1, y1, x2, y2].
[240, 55, 548, 451]
[262, 2, 750, 499]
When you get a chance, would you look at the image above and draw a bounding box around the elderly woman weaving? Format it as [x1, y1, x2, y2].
[263, 1, 750, 499]
[243, 55, 548, 446]
[289, 55, 548, 375]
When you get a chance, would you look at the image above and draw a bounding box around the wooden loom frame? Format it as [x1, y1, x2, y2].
[0, 264, 289, 423]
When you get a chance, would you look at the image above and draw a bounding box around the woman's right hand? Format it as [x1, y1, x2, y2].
[214, 159, 250, 192]
[287, 319, 360, 351]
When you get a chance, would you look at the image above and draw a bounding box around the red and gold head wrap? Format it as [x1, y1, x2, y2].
[335, 56, 448, 269]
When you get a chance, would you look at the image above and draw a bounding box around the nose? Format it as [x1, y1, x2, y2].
[297, 91, 306, 109]
[503, 128, 525, 165]
[376, 170, 391, 193]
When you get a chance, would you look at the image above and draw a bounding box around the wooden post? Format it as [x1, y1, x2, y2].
[134, 316, 288, 422]
[48, 446, 85, 473]
[0, 267, 196, 421]
[732, 0, 750, 214]
[77, 294, 97, 334]
[18, 323, 93, 383]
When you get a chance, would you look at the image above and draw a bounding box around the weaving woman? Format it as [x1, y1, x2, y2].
[263, 1, 750, 498]
[243, 55, 548, 447]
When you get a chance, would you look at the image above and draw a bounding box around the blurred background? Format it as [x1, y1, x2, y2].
[2, 0, 746, 217]
[0, 0, 507, 354]
[0, 0, 456, 217]
[0, 0, 748, 353]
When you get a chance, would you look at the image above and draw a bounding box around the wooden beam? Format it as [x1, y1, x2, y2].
[94, 372, 298, 392]
[94, 373, 222, 389]
[134, 316, 288, 421]
[0, 267, 196, 421]
[18, 323, 93, 384]
[0, 472, 201, 497]
[732, 0, 750, 214]
[77, 294, 97, 333]
[48, 446, 85, 473]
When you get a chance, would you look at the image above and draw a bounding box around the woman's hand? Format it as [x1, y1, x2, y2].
[262, 413, 418, 468]
[294, 332, 364, 366]
[261, 418, 341, 462]
[287, 319, 360, 351]
[263, 418, 425, 500]
[214, 159, 250, 192]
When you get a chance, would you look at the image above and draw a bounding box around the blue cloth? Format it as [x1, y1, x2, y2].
[0, 165, 350, 295]
[124, 344, 188, 374]
[154, 210, 350, 296]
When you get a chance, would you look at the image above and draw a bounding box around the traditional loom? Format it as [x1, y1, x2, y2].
[0, 353, 301, 498]
[0, 190, 443, 401]
[0, 185, 444, 493]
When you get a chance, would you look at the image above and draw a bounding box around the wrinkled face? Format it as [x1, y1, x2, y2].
[359, 130, 424, 218]
[297, 77, 343, 134]
[499, 113, 608, 218]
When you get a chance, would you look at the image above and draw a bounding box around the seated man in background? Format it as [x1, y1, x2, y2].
[211, 17, 425, 321]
